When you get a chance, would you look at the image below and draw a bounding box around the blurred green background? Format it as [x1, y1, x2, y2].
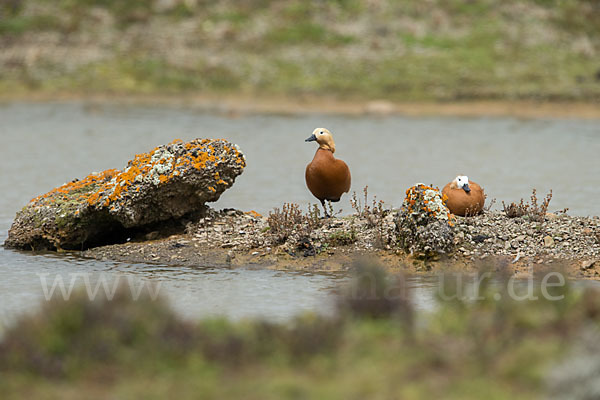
[2, 264, 600, 399]
[1, 0, 599, 101]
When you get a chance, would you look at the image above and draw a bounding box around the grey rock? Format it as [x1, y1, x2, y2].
[5, 139, 245, 250]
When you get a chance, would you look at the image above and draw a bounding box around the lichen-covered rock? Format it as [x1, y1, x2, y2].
[395, 184, 455, 256]
[5, 139, 246, 250]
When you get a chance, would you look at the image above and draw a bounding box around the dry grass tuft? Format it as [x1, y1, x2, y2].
[267, 203, 323, 244]
[502, 189, 561, 222]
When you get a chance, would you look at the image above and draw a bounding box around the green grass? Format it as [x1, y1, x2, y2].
[0, 14, 62, 34]
[265, 23, 356, 46]
[1, 0, 599, 101]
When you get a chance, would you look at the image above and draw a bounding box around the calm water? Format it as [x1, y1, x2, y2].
[1, 102, 598, 325]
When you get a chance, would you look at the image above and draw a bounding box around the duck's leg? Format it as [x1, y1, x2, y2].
[320, 199, 330, 218]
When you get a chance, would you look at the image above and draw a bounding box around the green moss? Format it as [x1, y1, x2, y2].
[327, 229, 357, 246]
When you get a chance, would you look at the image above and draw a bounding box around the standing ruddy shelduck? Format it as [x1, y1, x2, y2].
[442, 175, 485, 216]
[305, 128, 351, 217]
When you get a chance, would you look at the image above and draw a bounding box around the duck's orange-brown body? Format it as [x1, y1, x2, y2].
[442, 181, 485, 216]
[305, 148, 351, 203]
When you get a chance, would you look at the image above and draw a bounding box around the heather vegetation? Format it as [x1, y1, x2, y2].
[1, 263, 599, 399]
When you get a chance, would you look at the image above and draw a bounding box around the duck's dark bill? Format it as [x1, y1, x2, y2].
[305, 134, 317, 142]
[462, 184, 471, 193]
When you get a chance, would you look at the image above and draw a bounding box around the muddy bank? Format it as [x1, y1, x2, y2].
[83, 207, 600, 279]
[2, 94, 600, 120]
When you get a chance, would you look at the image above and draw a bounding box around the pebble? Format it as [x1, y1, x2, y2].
[581, 260, 597, 270]
[174, 208, 600, 264]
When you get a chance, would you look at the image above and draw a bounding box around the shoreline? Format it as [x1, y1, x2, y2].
[80, 208, 600, 280]
[81, 235, 586, 280]
[80, 231, 595, 281]
[1, 93, 599, 119]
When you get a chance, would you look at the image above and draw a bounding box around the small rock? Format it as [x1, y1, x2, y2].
[581, 260, 597, 270]
[516, 235, 526, 242]
[145, 231, 160, 241]
[472, 234, 488, 243]
[544, 235, 555, 247]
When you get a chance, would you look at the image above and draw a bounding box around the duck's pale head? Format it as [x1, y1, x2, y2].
[305, 127, 336, 153]
[453, 175, 471, 193]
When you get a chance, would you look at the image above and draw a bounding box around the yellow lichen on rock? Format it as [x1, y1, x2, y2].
[403, 184, 454, 225]
[7, 138, 246, 250]
[27, 139, 246, 211]
[30, 169, 119, 208]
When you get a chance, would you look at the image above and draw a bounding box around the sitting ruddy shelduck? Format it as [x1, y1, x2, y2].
[305, 128, 351, 217]
[442, 175, 485, 216]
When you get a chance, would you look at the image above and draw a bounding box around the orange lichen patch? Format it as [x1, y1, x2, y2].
[94, 139, 245, 206]
[28, 139, 245, 211]
[30, 169, 119, 207]
[245, 210, 262, 218]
